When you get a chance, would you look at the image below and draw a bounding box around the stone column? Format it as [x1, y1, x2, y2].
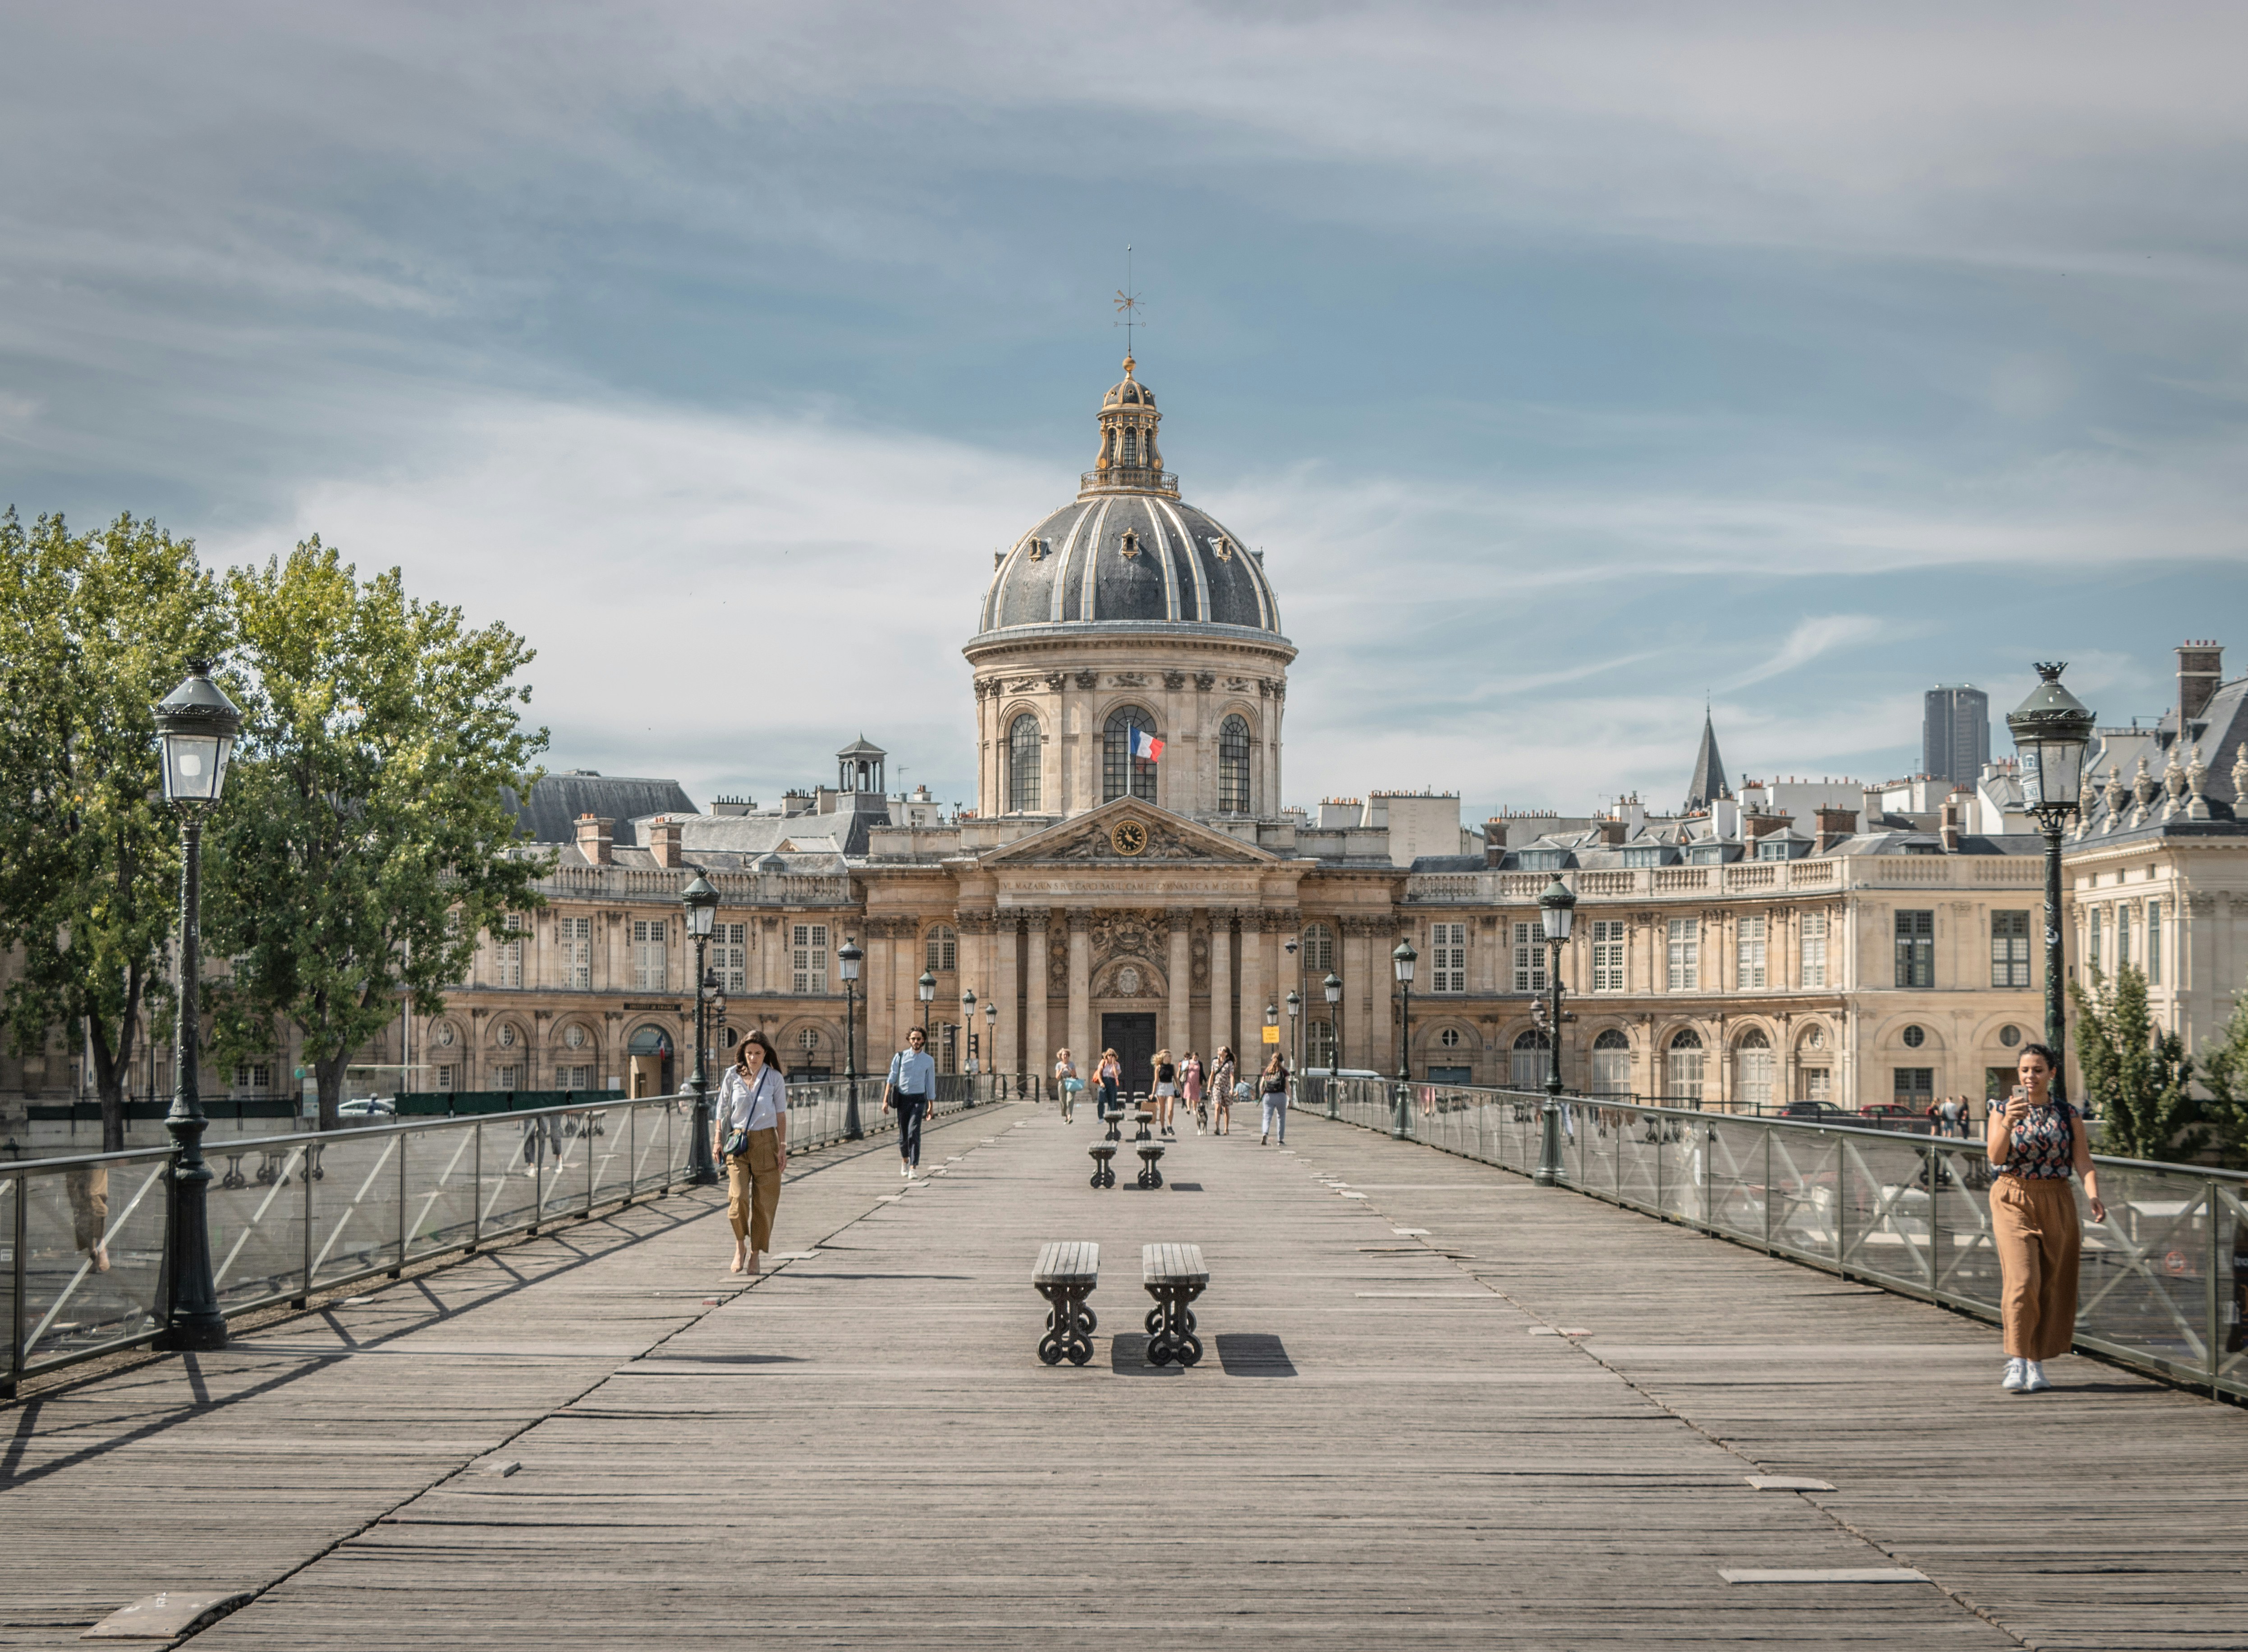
[1026, 912, 1051, 1081]
[1209, 912, 1233, 1060]
[1239, 908, 1266, 1065]
[1168, 909, 1193, 1060]
[1068, 908, 1093, 1068]
[1072, 671, 1100, 811]
[994, 916, 1021, 1083]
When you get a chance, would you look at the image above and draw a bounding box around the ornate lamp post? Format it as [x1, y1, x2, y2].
[152, 658, 241, 1352]
[681, 873, 719, 1185]
[2006, 663, 2098, 1094]
[1284, 935, 1302, 1071]
[983, 997, 999, 1096]
[1534, 873, 1577, 1187]
[1322, 970, 1344, 1119]
[918, 969, 936, 1041]
[1392, 938, 1417, 1138]
[961, 987, 977, 1104]
[838, 935, 863, 1139]
[1285, 989, 1300, 1076]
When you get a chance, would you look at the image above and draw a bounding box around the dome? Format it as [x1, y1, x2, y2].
[1104, 369, 1156, 408]
[980, 493, 1280, 633]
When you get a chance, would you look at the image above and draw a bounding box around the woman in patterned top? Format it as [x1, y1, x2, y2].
[1986, 1043, 2106, 1393]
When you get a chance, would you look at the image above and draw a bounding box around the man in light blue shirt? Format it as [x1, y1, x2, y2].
[883, 1026, 938, 1179]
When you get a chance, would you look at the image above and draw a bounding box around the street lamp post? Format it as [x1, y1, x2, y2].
[1322, 971, 1344, 1119]
[1392, 938, 1417, 1138]
[681, 873, 719, 1186]
[1285, 990, 1300, 1082]
[838, 936, 863, 1139]
[918, 970, 936, 1042]
[153, 658, 241, 1352]
[983, 998, 999, 1097]
[2006, 663, 2098, 1095]
[1284, 936, 1302, 1074]
[962, 988, 977, 1105]
[1534, 874, 1577, 1187]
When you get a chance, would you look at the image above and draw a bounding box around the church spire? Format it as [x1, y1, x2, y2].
[1684, 707, 1733, 813]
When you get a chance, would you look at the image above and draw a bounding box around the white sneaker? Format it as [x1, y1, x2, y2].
[2001, 1358, 2027, 1392]
[900, 1164, 910, 1178]
[2024, 1361, 2051, 1392]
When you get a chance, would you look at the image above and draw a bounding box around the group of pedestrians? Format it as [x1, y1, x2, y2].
[1045, 1043, 1295, 1143]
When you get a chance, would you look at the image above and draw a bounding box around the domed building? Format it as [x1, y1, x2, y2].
[967, 357, 1295, 821]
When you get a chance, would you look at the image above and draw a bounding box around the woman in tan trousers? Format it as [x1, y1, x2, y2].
[712, 1030, 788, 1276]
[1987, 1043, 2104, 1393]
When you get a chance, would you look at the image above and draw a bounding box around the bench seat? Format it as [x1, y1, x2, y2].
[1033, 1241, 1098, 1365]
[1140, 1242, 1207, 1366]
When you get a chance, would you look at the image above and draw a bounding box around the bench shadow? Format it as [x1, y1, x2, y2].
[1215, 1333, 1297, 1377]
[646, 1353, 804, 1365]
[1107, 1334, 1182, 1375]
[1166, 1182, 1204, 1192]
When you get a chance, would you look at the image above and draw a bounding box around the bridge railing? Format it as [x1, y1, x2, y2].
[1299, 1074, 2248, 1402]
[1, 1073, 1006, 1393]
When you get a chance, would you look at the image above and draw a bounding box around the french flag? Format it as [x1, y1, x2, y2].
[1130, 726, 1164, 763]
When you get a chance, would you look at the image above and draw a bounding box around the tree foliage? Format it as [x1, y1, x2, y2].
[205, 538, 550, 1129]
[2195, 989, 2248, 1167]
[2069, 965, 2202, 1163]
[0, 510, 224, 1149]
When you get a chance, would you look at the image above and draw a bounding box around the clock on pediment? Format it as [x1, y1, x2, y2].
[1110, 818, 1149, 857]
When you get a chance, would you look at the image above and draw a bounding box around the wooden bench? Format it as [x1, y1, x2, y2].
[1134, 1139, 1166, 1189]
[1127, 1108, 1156, 1142]
[1141, 1242, 1207, 1366]
[1033, 1241, 1099, 1366]
[1087, 1141, 1118, 1189]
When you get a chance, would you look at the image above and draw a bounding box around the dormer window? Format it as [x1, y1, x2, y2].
[1517, 849, 1564, 871]
[1756, 837, 1791, 862]
[1119, 528, 1141, 559]
[1686, 844, 1725, 866]
[1025, 537, 1047, 561]
[1622, 847, 1661, 869]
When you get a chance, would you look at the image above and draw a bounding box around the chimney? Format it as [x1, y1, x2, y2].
[1483, 820, 1507, 867]
[1744, 812, 1789, 841]
[1597, 819, 1627, 846]
[1940, 797, 1963, 854]
[2178, 640, 2223, 725]
[575, 813, 614, 867]
[648, 817, 683, 870]
[1814, 807, 1857, 854]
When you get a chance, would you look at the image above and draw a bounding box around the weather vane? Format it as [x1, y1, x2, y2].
[1114, 243, 1143, 358]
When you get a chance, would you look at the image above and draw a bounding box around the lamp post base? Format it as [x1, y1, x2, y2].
[1533, 1097, 1565, 1187]
[687, 1088, 718, 1186]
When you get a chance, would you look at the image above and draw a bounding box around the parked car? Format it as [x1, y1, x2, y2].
[337, 1097, 396, 1119]
[1777, 1099, 1849, 1121]
[1853, 1102, 1931, 1133]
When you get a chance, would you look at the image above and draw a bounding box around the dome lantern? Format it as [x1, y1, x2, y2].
[1087, 356, 1172, 498]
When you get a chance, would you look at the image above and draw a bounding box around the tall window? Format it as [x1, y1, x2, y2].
[1430, 922, 1466, 993]
[2116, 907, 2133, 971]
[2148, 901, 2162, 986]
[1302, 922, 1335, 973]
[1894, 1067, 1934, 1109]
[1803, 1065, 1830, 1102]
[2088, 908, 2101, 973]
[496, 913, 525, 988]
[560, 916, 592, 990]
[1735, 1028, 1773, 1108]
[791, 924, 829, 994]
[233, 1062, 271, 1092]
[1103, 704, 1159, 803]
[1800, 913, 1828, 989]
[1737, 914, 1766, 989]
[1591, 1028, 1632, 1097]
[1218, 714, 1253, 813]
[560, 1064, 592, 1090]
[1510, 1029, 1549, 1090]
[1665, 1029, 1704, 1103]
[1991, 910, 2030, 988]
[1591, 919, 1626, 992]
[1008, 713, 1042, 812]
[494, 1064, 520, 1091]
[1306, 1019, 1337, 1069]
[925, 925, 957, 972]
[1509, 922, 1546, 992]
[716, 922, 748, 994]
[1666, 918, 1699, 991]
[1895, 909, 1934, 988]
[632, 918, 667, 991]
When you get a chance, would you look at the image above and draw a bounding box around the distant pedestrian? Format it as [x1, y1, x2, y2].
[1096, 1048, 1123, 1120]
[1152, 1048, 1178, 1137]
[1939, 1095, 1965, 1139]
[713, 1029, 788, 1276]
[1989, 1044, 2105, 1393]
[1182, 1051, 1207, 1134]
[883, 1026, 937, 1179]
[1053, 1047, 1082, 1123]
[1258, 1052, 1290, 1145]
[66, 1164, 110, 1274]
[1211, 1047, 1237, 1136]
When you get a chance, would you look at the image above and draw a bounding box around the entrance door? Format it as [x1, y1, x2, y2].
[1101, 1013, 1157, 1097]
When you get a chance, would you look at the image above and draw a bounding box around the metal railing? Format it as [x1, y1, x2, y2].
[1301, 1075, 2248, 1401]
[2, 1074, 1005, 1394]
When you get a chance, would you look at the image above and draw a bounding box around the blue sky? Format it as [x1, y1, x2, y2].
[5, 2, 2245, 819]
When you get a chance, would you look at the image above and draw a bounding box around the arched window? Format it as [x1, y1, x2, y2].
[1218, 714, 1253, 813]
[1665, 1028, 1705, 1104]
[1301, 922, 1335, 973]
[1306, 1019, 1337, 1070]
[1510, 1027, 1549, 1090]
[1103, 705, 1159, 803]
[1591, 1027, 1632, 1097]
[1735, 1026, 1773, 1109]
[925, 925, 957, 972]
[1007, 713, 1042, 812]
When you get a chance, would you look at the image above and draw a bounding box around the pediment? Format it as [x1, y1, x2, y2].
[980, 801, 1273, 867]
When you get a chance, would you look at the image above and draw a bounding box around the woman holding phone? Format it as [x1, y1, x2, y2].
[1987, 1042, 2104, 1393]
[712, 1030, 788, 1276]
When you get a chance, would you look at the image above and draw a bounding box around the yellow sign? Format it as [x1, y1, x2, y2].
[1261, 1025, 1280, 1044]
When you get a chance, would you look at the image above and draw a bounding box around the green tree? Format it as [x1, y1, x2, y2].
[205, 538, 550, 1129]
[2069, 964, 2202, 1163]
[0, 510, 225, 1150]
[2195, 989, 2248, 1166]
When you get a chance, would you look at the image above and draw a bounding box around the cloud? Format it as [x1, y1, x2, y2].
[1723, 615, 1890, 691]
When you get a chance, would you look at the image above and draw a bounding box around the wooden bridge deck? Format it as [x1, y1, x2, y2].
[3, 1102, 2243, 1650]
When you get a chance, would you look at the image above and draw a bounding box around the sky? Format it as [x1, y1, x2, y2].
[5, 1, 2247, 821]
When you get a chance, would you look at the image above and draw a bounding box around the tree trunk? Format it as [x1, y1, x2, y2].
[316, 1050, 347, 1132]
[84, 991, 139, 1155]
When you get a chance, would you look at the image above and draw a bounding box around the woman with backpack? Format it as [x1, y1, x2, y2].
[1210, 1046, 1237, 1137]
[1258, 1051, 1291, 1146]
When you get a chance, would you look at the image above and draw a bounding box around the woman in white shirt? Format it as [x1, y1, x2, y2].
[713, 1030, 788, 1275]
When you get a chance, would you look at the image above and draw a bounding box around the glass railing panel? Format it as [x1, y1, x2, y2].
[306, 1129, 404, 1290]
[403, 1123, 479, 1263]
[1616, 1110, 1663, 1209]
[1766, 1128, 1840, 1263]
[479, 1116, 542, 1241]
[2075, 1161, 2215, 1380]
[1706, 1117, 1766, 1244]
[2217, 1186, 2247, 1398]
[209, 1134, 312, 1311]
[18, 1150, 170, 1374]
[588, 1104, 633, 1207]
[1837, 1132, 1938, 1295]
[1930, 1142, 2000, 1308]
[1657, 1112, 1705, 1224]
[534, 1110, 594, 1224]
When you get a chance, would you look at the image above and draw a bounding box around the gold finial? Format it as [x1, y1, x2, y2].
[1121, 353, 1136, 378]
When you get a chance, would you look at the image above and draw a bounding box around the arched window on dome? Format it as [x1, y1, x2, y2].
[1218, 714, 1253, 813]
[1007, 713, 1042, 812]
[1120, 428, 1139, 467]
[1103, 705, 1159, 803]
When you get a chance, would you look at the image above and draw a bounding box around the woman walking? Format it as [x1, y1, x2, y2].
[1211, 1046, 1236, 1136]
[882, 1025, 937, 1179]
[1258, 1051, 1290, 1146]
[712, 1030, 788, 1276]
[1987, 1044, 2104, 1392]
[1152, 1048, 1178, 1137]
[1182, 1050, 1207, 1135]
[1053, 1047, 1082, 1123]
[1096, 1048, 1123, 1120]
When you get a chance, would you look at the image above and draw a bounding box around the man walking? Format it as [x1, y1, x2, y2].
[883, 1025, 937, 1179]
